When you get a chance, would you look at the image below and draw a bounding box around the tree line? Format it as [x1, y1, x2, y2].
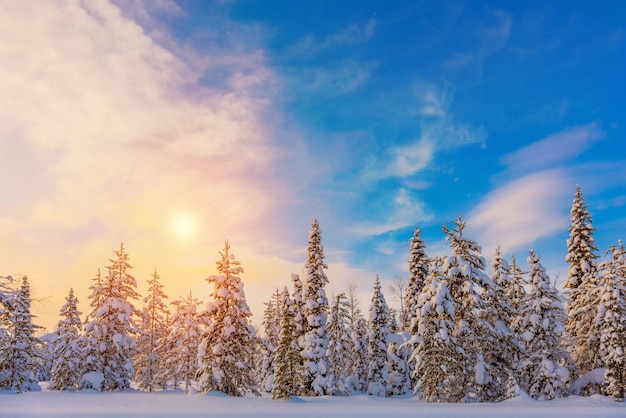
[0, 186, 624, 402]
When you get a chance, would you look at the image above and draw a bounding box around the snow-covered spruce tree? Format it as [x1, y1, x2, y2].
[346, 283, 368, 393]
[291, 273, 306, 345]
[135, 269, 170, 391]
[518, 250, 570, 400]
[258, 288, 282, 393]
[565, 185, 600, 374]
[81, 269, 105, 387]
[83, 243, 141, 391]
[0, 276, 42, 393]
[157, 291, 202, 394]
[412, 268, 464, 402]
[406, 226, 429, 333]
[387, 335, 411, 396]
[367, 275, 390, 397]
[298, 219, 330, 396]
[477, 247, 522, 401]
[507, 254, 527, 312]
[272, 287, 302, 399]
[442, 216, 498, 402]
[594, 242, 626, 399]
[50, 288, 83, 391]
[326, 293, 353, 396]
[197, 241, 258, 396]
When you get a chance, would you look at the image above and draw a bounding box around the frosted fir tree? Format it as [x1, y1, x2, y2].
[387, 336, 411, 396]
[412, 269, 464, 402]
[291, 273, 306, 343]
[0, 276, 42, 393]
[594, 242, 626, 400]
[326, 293, 353, 396]
[272, 287, 302, 400]
[197, 241, 258, 397]
[81, 269, 105, 386]
[507, 254, 527, 312]
[518, 250, 570, 400]
[82, 243, 141, 391]
[258, 288, 282, 393]
[50, 288, 84, 391]
[157, 291, 202, 394]
[299, 219, 330, 396]
[406, 226, 429, 333]
[564, 185, 600, 374]
[477, 247, 522, 401]
[345, 283, 367, 393]
[134, 269, 170, 391]
[366, 275, 390, 397]
[442, 216, 498, 402]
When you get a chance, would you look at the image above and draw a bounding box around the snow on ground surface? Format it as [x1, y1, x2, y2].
[2, 387, 624, 418]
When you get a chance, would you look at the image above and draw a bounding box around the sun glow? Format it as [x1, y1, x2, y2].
[168, 212, 197, 241]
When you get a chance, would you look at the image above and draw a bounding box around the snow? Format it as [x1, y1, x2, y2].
[1, 386, 624, 417]
[570, 368, 606, 395]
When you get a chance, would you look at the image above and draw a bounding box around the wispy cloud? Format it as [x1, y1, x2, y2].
[0, 1, 297, 326]
[350, 188, 432, 237]
[367, 81, 486, 180]
[288, 19, 376, 57]
[500, 122, 606, 174]
[467, 169, 572, 254]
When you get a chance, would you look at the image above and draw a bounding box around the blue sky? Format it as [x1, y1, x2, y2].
[1, 1, 625, 327]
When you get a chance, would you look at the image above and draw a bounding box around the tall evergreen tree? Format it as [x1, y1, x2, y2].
[412, 269, 464, 402]
[157, 291, 202, 394]
[507, 254, 527, 312]
[0, 276, 41, 393]
[346, 283, 368, 393]
[50, 288, 84, 391]
[258, 288, 281, 393]
[326, 293, 352, 396]
[299, 219, 330, 396]
[366, 275, 390, 397]
[518, 250, 570, 400]
[479, 247, 522, 401]
[565, 185, 600, 374]
[442, 216, 497, 402]
[406, 226, 429, 333]
[594, 242, 626, 400]
[272, 287, 302, 399]
[81, 269, 105, 387]
[134, 269, 170, 391]
[197, 241, 258, 396]
[82, 243, 140, 391]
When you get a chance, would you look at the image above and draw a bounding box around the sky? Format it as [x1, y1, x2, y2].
[1, 0, 625, 331]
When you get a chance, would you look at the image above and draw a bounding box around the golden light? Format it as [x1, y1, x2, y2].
[168, 212, 197, 241]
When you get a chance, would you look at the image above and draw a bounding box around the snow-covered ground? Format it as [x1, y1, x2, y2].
[2, 387, 624, 418]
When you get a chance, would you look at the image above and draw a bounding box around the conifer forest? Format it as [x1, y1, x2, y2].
[1, 186, 624, 404]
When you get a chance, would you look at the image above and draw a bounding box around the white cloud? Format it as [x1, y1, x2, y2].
[350, 188, 432, 237]
[467, 169, 572, 255]
[501, 123, 606, 174]
[288, 19, 376, 56]
[0, 1, 295, 329]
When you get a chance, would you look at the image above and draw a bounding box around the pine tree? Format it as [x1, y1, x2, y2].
[518, 250, 570, 400]
[0, 276, 41, 392]
[366, 275, 390, 397]
[272, 287, 301, 400]
[406, 226, 429, 333]
[478, 247, 522, 401]
[258, 288, 281, 393]
[81, 269, 105, 387]
[134, 269, 170, 391]
[412, 269, 464, 402]
[50, 288, 83, 391]
[197, 241, 258, 396]
[326, 293, 352, 396]
[82, 243, 140, 391]
[442, 216, 497, 402]
[594, 242, 626, 400]
[507, 254, 527, 312]
[299, 219, 330, 396]
[346, 283, 368, 393]
[157, 291, 202, 394]
[565, 185, 600, 374]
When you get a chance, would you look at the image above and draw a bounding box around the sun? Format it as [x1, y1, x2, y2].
[168, 212, 197, 241]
